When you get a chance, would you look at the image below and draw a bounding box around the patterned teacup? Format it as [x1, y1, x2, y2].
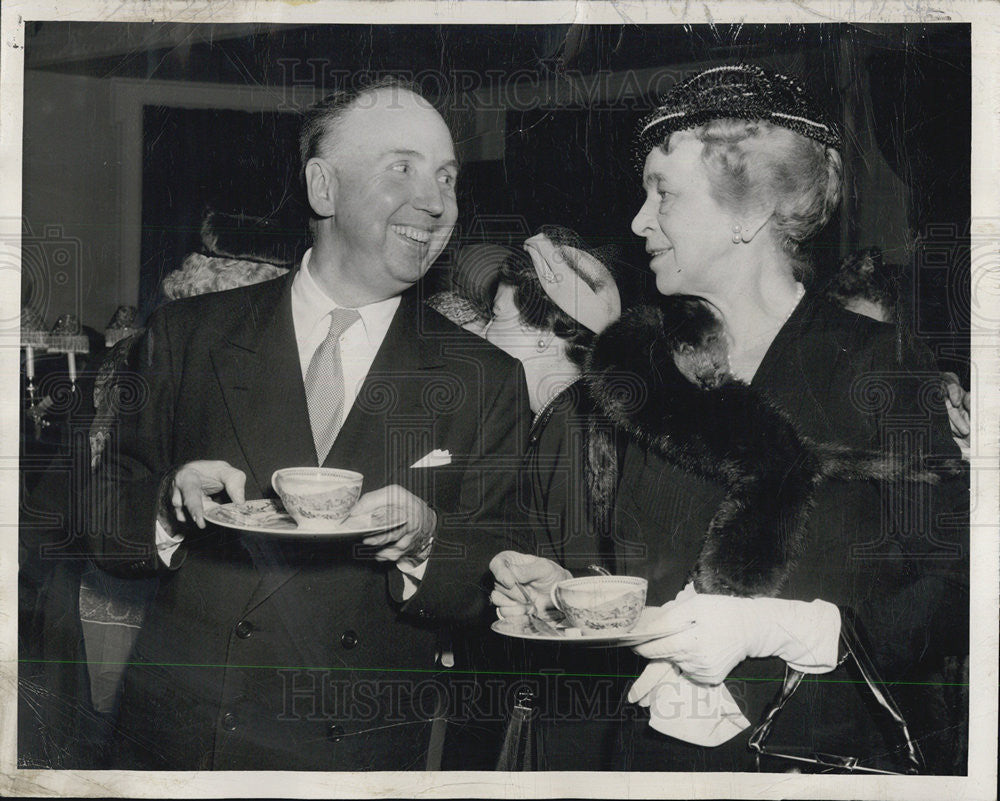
[550, 576, 648, 634]
[271, 467, 364, 529]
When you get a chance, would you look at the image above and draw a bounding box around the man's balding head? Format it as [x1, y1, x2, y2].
[300, 78, 459, 306]
[299, 77, 425, 180]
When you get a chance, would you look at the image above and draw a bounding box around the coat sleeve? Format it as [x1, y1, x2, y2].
[526, 398, 572, 564]
[400, 356, 530, 624]
[864, 331, 969, 672]
[85, 306, 183, 576]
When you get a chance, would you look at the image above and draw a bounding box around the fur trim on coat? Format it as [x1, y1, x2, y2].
[584, 299, 946, 597]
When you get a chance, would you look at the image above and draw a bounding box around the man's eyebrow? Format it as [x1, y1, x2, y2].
[384, 149, 460, 173]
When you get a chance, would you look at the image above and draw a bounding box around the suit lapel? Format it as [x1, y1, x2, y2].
[210, 273, 317, 498]
[242, 288, 445, 614]
[325, 290, 445, 482]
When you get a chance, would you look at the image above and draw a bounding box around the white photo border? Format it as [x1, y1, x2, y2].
[1, 2, 997, 799]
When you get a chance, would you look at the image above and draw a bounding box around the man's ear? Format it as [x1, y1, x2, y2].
[305, 157, 337, 218]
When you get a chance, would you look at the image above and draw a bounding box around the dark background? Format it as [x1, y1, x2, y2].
[25, 22, 964, 379]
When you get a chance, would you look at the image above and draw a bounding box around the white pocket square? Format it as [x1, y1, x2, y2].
[410, 449, 451, 469]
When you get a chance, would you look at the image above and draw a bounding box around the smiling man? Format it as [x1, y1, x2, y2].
[89, 79, 529, 770]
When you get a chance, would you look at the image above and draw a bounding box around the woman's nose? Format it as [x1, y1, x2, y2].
[630, 198, 655, 238]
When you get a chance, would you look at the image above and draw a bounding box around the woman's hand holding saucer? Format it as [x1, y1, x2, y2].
[489, 551, 572, 624]
[632, 589, 756, 686]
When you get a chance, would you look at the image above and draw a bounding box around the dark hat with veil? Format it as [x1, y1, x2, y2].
[635, 63, 842, 167]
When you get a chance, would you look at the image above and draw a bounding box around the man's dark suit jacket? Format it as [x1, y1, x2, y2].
[89, 272, 529, 770]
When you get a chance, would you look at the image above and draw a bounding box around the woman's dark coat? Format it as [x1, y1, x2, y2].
[525, 294, 968, 772]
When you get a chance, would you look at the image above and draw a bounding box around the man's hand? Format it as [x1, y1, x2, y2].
[489, 551, 572, 624]
[355, 484, 437, 565]
[170, 460, 246, 529]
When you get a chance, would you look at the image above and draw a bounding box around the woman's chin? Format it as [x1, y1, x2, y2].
[653, 270, 685, 297]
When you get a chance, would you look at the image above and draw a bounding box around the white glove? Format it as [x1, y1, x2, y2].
[628, 659, 674, 705]
[628, 660, 751, 747]
[633, 584, 841, 685]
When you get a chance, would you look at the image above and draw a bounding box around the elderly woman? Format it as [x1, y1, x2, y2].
[490, 65, 968, 773]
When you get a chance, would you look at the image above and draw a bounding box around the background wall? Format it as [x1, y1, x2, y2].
[22, 70, 121, 333]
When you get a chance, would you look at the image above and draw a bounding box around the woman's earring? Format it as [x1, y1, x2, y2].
[731, 224, 742, 244]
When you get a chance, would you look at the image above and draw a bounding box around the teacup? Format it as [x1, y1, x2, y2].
[550, 576, 648, 634]
[271, 467, 364, 529]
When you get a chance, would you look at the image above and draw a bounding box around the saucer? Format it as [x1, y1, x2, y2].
[203, 499, 406, 539]
[491, 608, 664, 647]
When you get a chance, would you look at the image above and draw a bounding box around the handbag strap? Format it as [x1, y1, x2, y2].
[495, 687, 538, 771]
[746, 664, 805, 754]
[748, 607, 925, 774]
[839, 608, 925, 773]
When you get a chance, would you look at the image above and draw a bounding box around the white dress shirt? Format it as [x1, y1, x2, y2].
[157, 250, 428, 592]
[291, 249, 399, 422]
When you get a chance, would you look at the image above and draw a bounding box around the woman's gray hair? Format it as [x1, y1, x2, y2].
[666, 119, 842, 277]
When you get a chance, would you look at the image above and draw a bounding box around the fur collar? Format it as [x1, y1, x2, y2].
[583, 299, 939, 597]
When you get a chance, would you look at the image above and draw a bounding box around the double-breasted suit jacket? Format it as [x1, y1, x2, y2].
[89, 272, 529, 770]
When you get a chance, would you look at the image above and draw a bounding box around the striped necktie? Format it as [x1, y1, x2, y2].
[305, 307, 361, 464]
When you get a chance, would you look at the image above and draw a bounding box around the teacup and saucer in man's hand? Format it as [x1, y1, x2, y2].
[176, 461, 399, 541]
[273, 466, 435, 562]
[271, 466, 364, 529]
[171, 459, 436, 563]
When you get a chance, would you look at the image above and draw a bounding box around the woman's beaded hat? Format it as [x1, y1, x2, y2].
[635, 64, 842, 167]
